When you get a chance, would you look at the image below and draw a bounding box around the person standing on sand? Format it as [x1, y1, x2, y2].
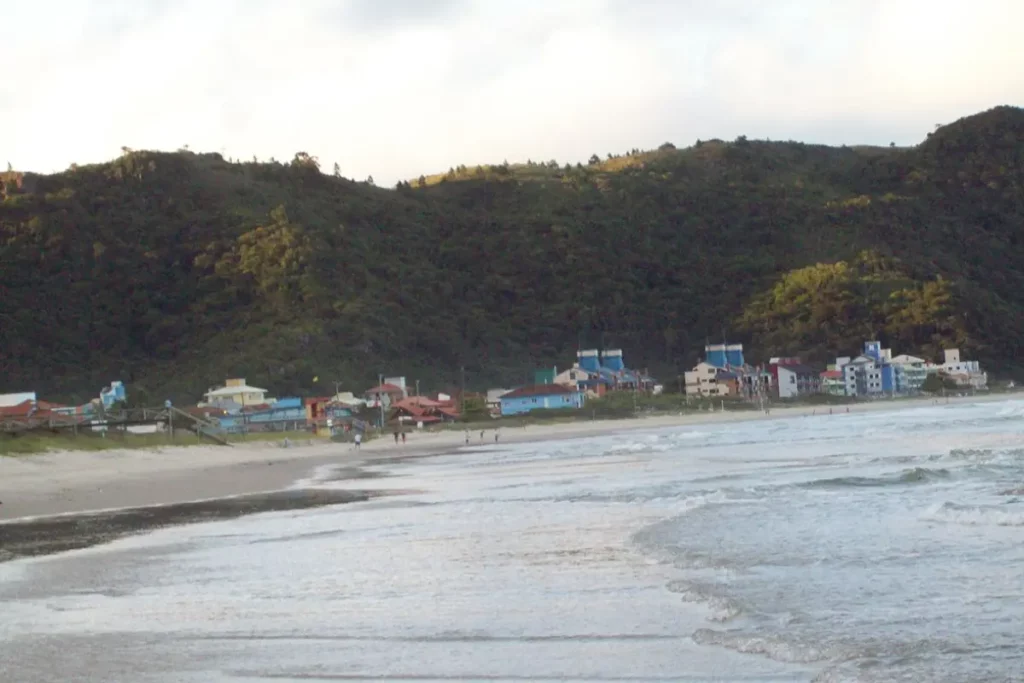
[401, 432, 406, 444]
[494, 429, 500, 443]
[480, 430, 484, 442]
[465, 430, 470, 445]
[354, 432, 362, 450]
[393, 431, 399, 444]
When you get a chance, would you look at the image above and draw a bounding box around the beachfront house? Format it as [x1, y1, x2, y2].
[889, 354, 929, 393]
[202, 378, 269, 408]
[768, 358, 822, 398]
[499, 384, 585, 416]
[684, 361, 744, 397]
[933, 348, 988, 389]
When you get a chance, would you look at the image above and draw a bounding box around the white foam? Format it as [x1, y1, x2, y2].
[922, 501, 1024, 527]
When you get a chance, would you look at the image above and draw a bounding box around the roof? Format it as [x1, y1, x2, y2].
[777, 363, 818, 376]
[501, 384, 577, 399]
[821, 370, 844, 379]
[205, 383, 267, 397]
[717, 370, 739, 379]
[365, 383, 404, 394]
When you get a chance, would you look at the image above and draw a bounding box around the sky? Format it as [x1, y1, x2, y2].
[2, 0, 1022, 186]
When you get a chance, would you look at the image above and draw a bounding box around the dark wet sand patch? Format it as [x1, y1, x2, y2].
[0, 488, 382, 563]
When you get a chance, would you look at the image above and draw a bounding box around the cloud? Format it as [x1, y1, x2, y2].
[1, 0, 1021, 185]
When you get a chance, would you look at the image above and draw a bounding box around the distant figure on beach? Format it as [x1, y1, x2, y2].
[494, 429, 500, 443]
[393, 431, 399, 444]
[354, 432, 362, 450]
[465, 430, 470, 445]
[480, 430, 485, 442]
[401, 432, 406, 444]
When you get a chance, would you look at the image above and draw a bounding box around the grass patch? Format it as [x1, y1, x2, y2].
[0, 428, 324, 456]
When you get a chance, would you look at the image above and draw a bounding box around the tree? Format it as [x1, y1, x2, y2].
[588, 154, 600, 165]
[292, 152, 320, 171]
[921, 373, 958, 394]
[332, 162, 341, 177]
[658, 142, 676, 151]
[366, 175, 375, 185]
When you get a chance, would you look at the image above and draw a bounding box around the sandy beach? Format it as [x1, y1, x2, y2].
[0, 393, 1012, 561]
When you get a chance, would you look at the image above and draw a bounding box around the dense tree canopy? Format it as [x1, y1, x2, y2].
[1, 106, 1022, 403]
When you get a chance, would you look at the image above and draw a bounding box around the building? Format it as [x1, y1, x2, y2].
[202, 379, 269, 408]
[769, 358, 821, 398]
[889, 354, 929, 393]
[934, 348, 988, 389]
[553, 367, 594, 391]
[704, 343, 745, 369]
[821, 370, 846, 396]
[389, 396, 460, 425]
[571, 348, 654, 395]
[364, 381, 407, 408]
[684, 362, 739, 397]
[486, 389, 512, 415]
[499, 384, 586, 416]
[534, 367, 557, 385]
[216, 397, 306, 433]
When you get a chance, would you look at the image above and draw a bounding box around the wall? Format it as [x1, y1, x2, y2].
[777, 366, 798, 399]
[500, 392, 584, 416]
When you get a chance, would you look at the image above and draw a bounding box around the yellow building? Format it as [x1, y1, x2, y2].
[202, 378, 269, 408]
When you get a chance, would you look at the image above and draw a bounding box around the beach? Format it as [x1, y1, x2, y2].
[0, 393, 1004, 524]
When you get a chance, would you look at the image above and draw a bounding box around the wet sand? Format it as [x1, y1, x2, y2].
[0, 487, 382, 563]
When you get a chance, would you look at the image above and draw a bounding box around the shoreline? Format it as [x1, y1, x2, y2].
[0, 392, 1015, 563]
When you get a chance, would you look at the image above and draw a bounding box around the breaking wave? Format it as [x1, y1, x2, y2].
[800, 467, 951, 489]
[921, 501, 1024, 527]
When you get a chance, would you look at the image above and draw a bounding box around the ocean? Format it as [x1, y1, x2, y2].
[2, 399, 1023, 682]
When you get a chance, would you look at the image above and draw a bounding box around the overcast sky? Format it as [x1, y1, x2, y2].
[2, 0, 1022, 186]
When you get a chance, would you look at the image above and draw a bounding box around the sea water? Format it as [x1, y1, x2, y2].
[2, 400, 1023, 682]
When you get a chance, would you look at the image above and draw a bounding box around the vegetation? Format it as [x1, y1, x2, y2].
[2, 106, 1023, 404]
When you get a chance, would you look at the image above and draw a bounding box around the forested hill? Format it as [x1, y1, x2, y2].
[2, 106, 1023, 403]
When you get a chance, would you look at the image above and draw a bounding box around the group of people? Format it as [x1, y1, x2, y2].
[348, 426, 502, 451]
[464, 429, 499, 445]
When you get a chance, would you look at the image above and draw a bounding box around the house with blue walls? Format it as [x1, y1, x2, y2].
[216, 397, 308, 433]
[499, 384, 585, 416]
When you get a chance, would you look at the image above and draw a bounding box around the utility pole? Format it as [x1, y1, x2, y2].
[460, 366, 466, 416]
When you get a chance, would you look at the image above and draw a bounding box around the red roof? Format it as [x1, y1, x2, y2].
[821, 370, 843, 379]
[501, 384, 576, 399]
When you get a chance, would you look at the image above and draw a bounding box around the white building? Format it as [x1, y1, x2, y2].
[837, 356, 883, 397]
[935, 348, 988, 389]
[554, 366, 593, 390]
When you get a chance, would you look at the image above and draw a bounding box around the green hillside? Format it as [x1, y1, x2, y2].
[2, 106, 1023, 403]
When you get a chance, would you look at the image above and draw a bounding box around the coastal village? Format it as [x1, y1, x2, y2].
[0, 341, 988, 440]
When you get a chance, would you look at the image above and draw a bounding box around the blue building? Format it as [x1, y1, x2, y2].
[218, 397, 307, 433]
[574, 348, 653, 393]
[705, 343, 745, 369]
[500, 384, 585, 416]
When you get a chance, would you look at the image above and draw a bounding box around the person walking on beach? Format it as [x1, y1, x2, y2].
[393, 430, 399, 444]
[465, 430, 470, 445]
[480, 430, 484, 442]
[494, 429, 500, 443]
[354, 432, 362, 450]
[401, 431, 406, 445]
